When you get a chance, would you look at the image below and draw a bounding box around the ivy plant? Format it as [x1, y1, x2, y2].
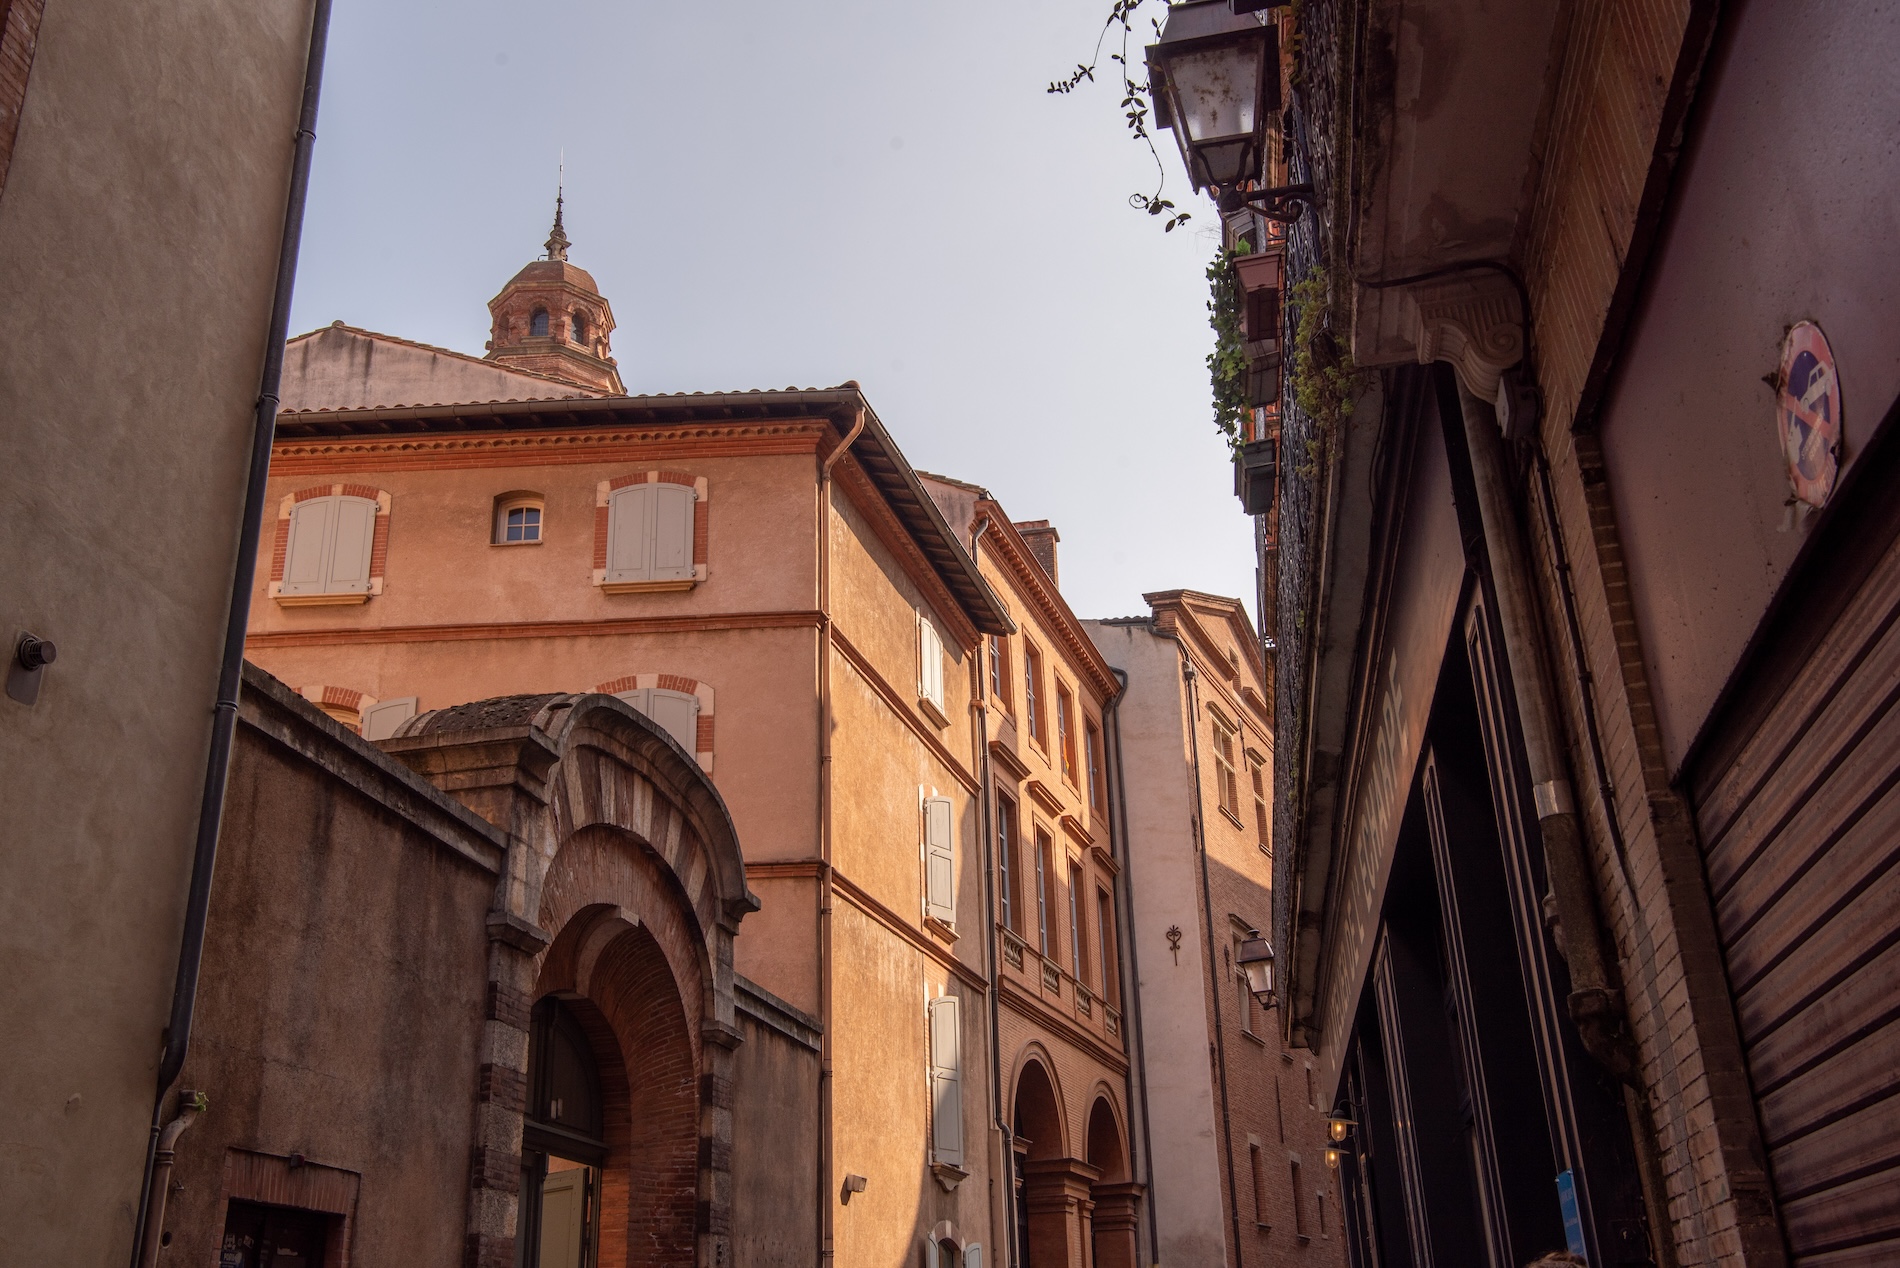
[1207, 245, 1250, 455]
[1287, 267, 1363, 475]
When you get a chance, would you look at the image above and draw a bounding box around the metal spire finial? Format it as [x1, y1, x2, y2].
[545, 154, 570, 262]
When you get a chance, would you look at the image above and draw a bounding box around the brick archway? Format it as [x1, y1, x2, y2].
[1086, 1094, 1141, 1268]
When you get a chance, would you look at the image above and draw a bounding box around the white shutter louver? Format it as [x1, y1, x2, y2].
[652, 483, 695, 580]
[925, 795, 954, 924]
[327, 496, 377, 593]
[963, 1245, 982, 1268]
[606, 484, 653, 582]
[928, 994, 963, 1165]
[280, 498, 335, 595]
[359, 696, 417, 741]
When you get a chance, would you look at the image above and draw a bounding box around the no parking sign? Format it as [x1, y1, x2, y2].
[1777, 321, 1841, 509]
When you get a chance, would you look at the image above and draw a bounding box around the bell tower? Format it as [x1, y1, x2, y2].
[484, 192, 625, 393]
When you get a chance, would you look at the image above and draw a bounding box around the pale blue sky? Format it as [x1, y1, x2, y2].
[288, 0, 1259, 624]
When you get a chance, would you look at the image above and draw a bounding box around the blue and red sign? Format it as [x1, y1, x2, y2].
[1777, 321, 1841, 509]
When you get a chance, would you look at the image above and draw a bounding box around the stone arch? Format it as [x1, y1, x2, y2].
[383, 691, 754, 1268]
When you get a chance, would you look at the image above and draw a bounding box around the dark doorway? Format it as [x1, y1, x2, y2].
[219, 1199, 330, 1268]
[519, 995, 606, 1268]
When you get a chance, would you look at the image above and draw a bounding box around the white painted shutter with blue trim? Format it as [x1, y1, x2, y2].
[928, 994, 963, 1165]
[925, 796, 954, 924]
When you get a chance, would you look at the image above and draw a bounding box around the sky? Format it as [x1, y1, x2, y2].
[288, 0, 1260, 626]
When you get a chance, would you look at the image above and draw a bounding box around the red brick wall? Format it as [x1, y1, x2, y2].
[0, 0, 45, 202]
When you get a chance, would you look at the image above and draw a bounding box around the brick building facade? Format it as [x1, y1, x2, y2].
[1243, 0, 1900, 1264]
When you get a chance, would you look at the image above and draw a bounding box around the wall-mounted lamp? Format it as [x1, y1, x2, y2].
[841, 1174, 868, 1205]
[7, 632, 57, 706]
[1146, 2, 1315, 219]
[1236, 933, 1275, 1009]
[1324, 1104, 1357, 1167]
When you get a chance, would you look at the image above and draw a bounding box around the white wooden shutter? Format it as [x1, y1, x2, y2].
[652, 483, 695, 580]
[605, 484, 653, 582]
[326, 496, 378, 593]
[924, 795, 954, 923]
[645, 688, 700, 753]
[359, 696, 417, 741]
[962, 1245, 981, 1268]
[928, 994, 963, 1165]
[280, 497, 336, 595]
[919, 620, 944, 710]
[616, 687, 700, 756]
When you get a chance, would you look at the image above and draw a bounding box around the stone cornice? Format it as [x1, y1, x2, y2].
[270, 421, 830, 475]
[976, 504, 1120, 701]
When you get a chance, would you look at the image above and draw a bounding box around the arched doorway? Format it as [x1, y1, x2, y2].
[1086, 1096, 1141, 1268]
[520, 996, 610, 1268]
[1013, 1058, 1094, 1268]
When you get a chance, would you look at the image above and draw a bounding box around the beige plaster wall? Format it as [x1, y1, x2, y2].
[1085, 620, 1228, 1264]
[0, 1, 315, 1262]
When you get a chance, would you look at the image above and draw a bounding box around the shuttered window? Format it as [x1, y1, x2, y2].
[281, 495, 378, 597]
[1034, 830, 1053, 955]
[1250, 758, 1271, 851]
[924, 795, 954, 925]
[919, 618, 946, 715]
[605, 482, 695, 583]
[613, 687, 700, 754]
[996, 797, 1016, 933]
[359, 696, 417, 741]
[1057, 686, 1077, 784]
[928, 994, 963, 1166]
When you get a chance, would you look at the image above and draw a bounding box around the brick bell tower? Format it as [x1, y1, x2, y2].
[484, 191, 625, 393]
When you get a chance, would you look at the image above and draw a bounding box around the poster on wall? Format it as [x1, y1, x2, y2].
[1776, 321, 1841, 511]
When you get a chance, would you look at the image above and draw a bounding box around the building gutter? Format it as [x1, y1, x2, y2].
[966, 516, 1019, 1268]
[1453, 382, 1637, 1081]
[814, 404, 864, 1265]
[129, 2, 332, 1262]
[1103, 665, 1161, 1268]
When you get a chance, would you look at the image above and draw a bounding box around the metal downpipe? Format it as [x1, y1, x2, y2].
[1454, 381, 1637, 1082]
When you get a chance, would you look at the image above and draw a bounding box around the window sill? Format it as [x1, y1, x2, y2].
[919, 696, 951, 729]
[931, 1162, 968, 1192]
[1219, 805, 1246, 831]
[1241, 1028, 1268, 1048]
[491, 539, 544, 547]
[275, 591, 371, 607]
[599, 578, 697, 594]
[924, 915, 958, 945]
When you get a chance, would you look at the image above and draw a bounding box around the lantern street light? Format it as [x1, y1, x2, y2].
[1236, 934, 1276, 1009]
[1323, 1105, 1357, 1168]
[1146, 0, 1315, 221]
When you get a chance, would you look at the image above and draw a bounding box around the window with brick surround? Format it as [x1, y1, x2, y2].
[1086, 721, 1105, 813]
[595, 473, 706, 593]
[1097, 886, 1117, 1003]
[1250, 1143, 1267, 1226]
[1068, 861, 1086, 980]
[1023, 642, 1045, 745]
[989, 634, 1010, 708]
[530, 307, 549, 336]
[1213, 718, 1241, 818]
[1034, 829, 1054, 956]
[1250, 756, 1271, 852]
[272, 486, 387, 605]
[1291, 1160, 1307, 1235]
[1056, 685, 1077, 785]
[997, 796, 1019, 933]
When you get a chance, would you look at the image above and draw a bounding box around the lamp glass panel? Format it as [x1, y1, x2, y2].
[1193, 139, 1255, 189]
[1168, 43, 1262, 145]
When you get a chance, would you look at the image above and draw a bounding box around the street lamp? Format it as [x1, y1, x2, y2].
[1323, 1105, 1356, 1168]
[1146, 1, 1314, 220]
[1236, 934, 1276, 1008]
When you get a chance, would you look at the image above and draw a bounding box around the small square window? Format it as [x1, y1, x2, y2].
[494, 496, 545, 545]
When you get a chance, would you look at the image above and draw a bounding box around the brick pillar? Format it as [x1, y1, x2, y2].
[1022, 1159, 1101, 1268]
[1088, 1182, 1143, 1268]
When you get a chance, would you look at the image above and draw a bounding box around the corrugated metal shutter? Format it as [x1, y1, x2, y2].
[1693, 531, 1900, 1259]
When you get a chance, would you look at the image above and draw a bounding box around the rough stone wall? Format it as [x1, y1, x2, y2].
[162, 674, 502, 1268]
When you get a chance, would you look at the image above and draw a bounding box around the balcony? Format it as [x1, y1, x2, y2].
[998, 926, 1124, 1052]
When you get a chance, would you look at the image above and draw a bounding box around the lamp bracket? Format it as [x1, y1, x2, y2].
[1218, 182, 1316, 222]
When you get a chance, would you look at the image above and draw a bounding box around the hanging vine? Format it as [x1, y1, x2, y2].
[1287, 267, 1363, 475]
[1046, 0, 1191, 232]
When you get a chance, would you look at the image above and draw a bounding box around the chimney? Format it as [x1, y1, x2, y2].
[1014, 520, 1060, 588]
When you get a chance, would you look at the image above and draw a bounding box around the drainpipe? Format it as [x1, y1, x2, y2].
[814, 401, 865, 1265]
[130, 4, 332, 1263]
[1104, 666, 1162, 1268]
[1454, 382, 1637, 1081]
[135, 1091, 207, 1268]
[966, 515, 1020, 1268]
[1179, 654, 1247, 1268]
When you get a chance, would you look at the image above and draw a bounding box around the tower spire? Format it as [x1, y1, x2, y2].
[545, 157, 570, 262]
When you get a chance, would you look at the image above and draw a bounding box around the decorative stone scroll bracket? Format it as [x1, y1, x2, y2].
[1352, 271, 1525, 403]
